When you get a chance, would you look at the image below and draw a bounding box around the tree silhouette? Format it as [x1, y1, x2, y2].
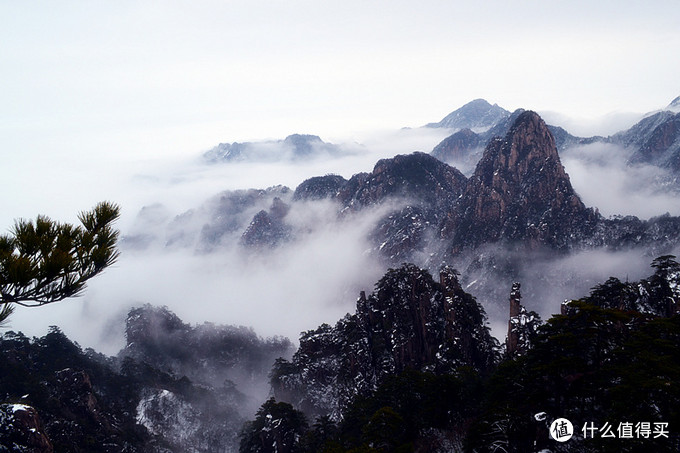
[0, 202, 120, 325]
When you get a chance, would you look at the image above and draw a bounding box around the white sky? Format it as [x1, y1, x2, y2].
[2, 1, 679, 146]
[1, 1, 680, 349]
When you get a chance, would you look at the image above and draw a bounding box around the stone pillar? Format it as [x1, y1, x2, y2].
[507, 282, 521, 355]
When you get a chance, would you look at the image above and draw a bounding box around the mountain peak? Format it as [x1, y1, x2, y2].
[204, 134, 340, 163]
[338, 152, 467, 208]
[667, 95, 680, 113]
[447, 111, 596, 250]
[472, 110, 561, 186]
[427, 99, 510, 130]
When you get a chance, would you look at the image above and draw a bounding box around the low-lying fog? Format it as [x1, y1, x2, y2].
[5, 121, 680, 357]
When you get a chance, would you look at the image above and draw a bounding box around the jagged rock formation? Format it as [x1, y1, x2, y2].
[432, 110, 680, 260]
[198, 186, 292, 250]
[335, 153, 469, 261]
[505, 282, 540, 357]
[124, 109, 680, 337]
[426, 96, 680, 178]
[137, 100, 680, 263]
[118, 304, 292, 453]
[203, 134, 343, 163]
[2, 256, 679, 453]
[240, 197, 292, 248]
[444, 110, 600, 252]
[0, 328, 149, 452]
[289, 112, 607, 259]
[122, 186, 293, 252]
[242, 111, 680, 265]
[295, 152, 468, 262]
[429, 104, 594, 171]
[270, 264, 498, 420]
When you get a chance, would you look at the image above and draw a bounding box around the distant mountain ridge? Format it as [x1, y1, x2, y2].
[286, 111, 679, 260]
[137, 108, 680, 285]
[430, 107, 595, 173]
[201, 97, 680, 173]
[430, 96, 680, 178]
[204, 134, 345, 163]
[615, 110, 680, 171]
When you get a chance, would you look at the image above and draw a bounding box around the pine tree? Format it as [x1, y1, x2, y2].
[0, 202, 120, 325]
[239, 398, 308, 453]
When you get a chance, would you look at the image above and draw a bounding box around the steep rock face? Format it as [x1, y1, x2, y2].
[429, 106, 587, 172]
[119, 303, 294, 453]
[603, 99, 680, 173]
[469, 256, 680, 453]
[505, 283, 540, 357]
[288, 152, 468, 263]
[614, 111, 676, 150]
[445, 111, 599, 251]
[270, 264, 498, 419]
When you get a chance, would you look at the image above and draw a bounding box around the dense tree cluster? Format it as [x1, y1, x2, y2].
[269, 264, 498, 421]
[0, 304, 293, 452]
[243, 257, 680, 453]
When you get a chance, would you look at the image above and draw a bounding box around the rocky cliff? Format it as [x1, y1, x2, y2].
[270, 264, 499, 420]
[444, 110, 599, 252]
